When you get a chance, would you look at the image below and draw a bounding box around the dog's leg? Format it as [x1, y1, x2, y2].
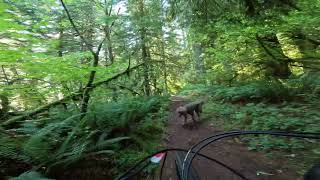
[191, 111, 196, 123]
[195, 109, 200, 121]
[183, 113, 187, 125]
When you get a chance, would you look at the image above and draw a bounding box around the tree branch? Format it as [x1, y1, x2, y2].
[1, 63, 145, 127]
[116, 84, 141, 95]
[59, 0, 95, 55]
[256, 35, 278, 61]
[110, 7, 121, 30]
[91, 63, 144, 89]
[96, 36, 108, 55]
[1, 65, 10, 85]
[108, 0, 113, 16]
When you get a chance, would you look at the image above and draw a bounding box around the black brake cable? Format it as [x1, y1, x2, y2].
[159, 152, 167, 180]
[182, 131, 241, 176]
[116, 148, 248, 180]
[181, 130, 320, 177]
[116, 149, 173, 180]
[123, 161, 151, 179]
[117, 131, 320, 180]
[182, 131, 320, 180]
[183, 131, 320, 180]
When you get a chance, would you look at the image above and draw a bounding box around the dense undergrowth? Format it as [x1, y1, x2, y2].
[179, 78, 320, 173]
[0, 96, 169, 179]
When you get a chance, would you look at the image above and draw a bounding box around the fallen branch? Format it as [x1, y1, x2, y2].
[117, 85, 141, 95]
[1, 63, 144, 127]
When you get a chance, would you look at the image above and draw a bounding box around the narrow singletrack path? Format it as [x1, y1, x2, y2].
[162, 97, 299, 180]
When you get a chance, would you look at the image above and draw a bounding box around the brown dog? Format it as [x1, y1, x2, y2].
[176, 101, 204, 125]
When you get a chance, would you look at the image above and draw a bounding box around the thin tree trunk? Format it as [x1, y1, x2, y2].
[105, 26, 114, 65]
[80, 54, 99, 118]
[138, 0, 151, 95]
[1, 65, 9, 84]
[161, 41, 168, 93]
[160, 24, 168, 93]
[0, 94, 9, 120]
[193, 43, 206, 74]
[104, 0, 115, 66]
[256, 34, 292, 78]
[287, 31, 319, 74]
[58, 30, 64, 57]
[244, 0, 255, 16]
[160, 0, 168, 94]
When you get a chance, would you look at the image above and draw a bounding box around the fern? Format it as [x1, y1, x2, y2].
[0, 96, 169, 178]
[0, 136, 29, 162]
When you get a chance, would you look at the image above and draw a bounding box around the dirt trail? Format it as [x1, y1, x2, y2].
[162, 97, 300, 180]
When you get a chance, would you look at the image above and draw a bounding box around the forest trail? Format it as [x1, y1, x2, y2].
[162, 97, 300, 180]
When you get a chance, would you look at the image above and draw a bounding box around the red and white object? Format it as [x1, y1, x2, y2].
[150, 152, 166, 163]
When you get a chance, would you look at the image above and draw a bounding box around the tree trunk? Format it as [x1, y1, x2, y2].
[193, 43, 206, 74]
[160, 0, 168, 94]
[105, 26, 114, 66]
[256, 34, 292, 79]
[161, 39, 168, 93]
[289, 31, 320, 73]
[138, 0, 151, 95]
[0, 94, 9, 120]
[80, 54, 99, 118]
[244, 0, 255, 16]
[58, 27, 64, 57]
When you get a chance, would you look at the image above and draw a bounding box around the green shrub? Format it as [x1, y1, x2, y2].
[203, 99, 320, 156]
[1, 95, 170, 179]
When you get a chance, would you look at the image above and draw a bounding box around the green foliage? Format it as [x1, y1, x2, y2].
[1, 96, 169, 178]
[202, 91, 319, 153]
[181, 79, 319, 166]
[178, 84, 211, 98]
[18, 113, 127, 171]
[88, 96, 168, 131]
[87, 96, 169, 173]
[213, 81, 293, 103]
[0, 135, 28, 161]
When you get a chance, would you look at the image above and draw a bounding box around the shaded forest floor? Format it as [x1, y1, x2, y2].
[162, 96, 300, 180]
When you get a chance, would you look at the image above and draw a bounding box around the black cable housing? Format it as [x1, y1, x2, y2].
[116, 148, 248, 180]
[116, 131, 320, 180]
[181, 131, 320, 180]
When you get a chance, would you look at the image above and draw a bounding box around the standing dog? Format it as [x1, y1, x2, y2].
[176, 101, 204, 125]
